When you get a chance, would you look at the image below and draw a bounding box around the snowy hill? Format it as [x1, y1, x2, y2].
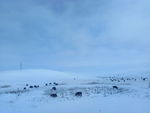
[0, 69, 76, 84]
[0, 69, 98, 85]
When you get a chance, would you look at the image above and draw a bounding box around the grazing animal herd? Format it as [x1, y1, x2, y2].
[109, 77, 148, 83]
[20, 76, 149, 98]
[22, 82, 83, 98]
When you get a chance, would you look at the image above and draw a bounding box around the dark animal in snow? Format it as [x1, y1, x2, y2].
[52, 87, 56, 90]
[143, 78, 147, 81]
[75, 92, 82, 97]
[29, 86, 33, 88]
[53, 82, 58, 85]
[113, 86, 118, 89]
[50, 93, 57, 97]
[34, 85, 39, 88]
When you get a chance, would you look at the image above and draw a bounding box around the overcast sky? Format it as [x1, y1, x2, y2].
[0, 0, 150, 75]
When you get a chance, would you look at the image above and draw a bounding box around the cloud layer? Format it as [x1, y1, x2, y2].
[0, 0, 150, 74]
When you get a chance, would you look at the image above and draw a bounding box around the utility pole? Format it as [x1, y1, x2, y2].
[20, 62, 23, 71]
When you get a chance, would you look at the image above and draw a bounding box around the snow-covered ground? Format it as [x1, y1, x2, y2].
[0, 69, 150, 113]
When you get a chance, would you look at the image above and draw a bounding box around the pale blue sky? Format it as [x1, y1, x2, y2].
[0, 0, 150, 75]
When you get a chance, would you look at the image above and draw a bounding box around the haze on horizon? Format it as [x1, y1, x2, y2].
[0, 0, 150, 75]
